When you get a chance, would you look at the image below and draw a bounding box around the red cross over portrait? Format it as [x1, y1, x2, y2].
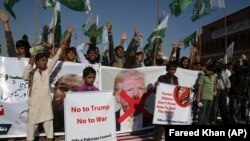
[113, 70, 153, 131]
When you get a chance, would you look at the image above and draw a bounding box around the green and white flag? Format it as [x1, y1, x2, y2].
[59, 0, 91, 13]
[169, 0, 192, 17]
[96, 26, 108, 45]
[183, 31, 197, 48]
[44, 0, 56, 9]
[192, 0, 225, 22]
[82, 13, 99, 38]
[147, 14, 169, 43]
[143, 43, 152, 57]
[4, 0, 20, 19]
[48, 2, 61, 46]
[81, 14, 107, 45]
[191, 0, 212, 22]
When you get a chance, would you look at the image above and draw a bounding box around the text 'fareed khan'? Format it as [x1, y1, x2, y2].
[169, 129, 225, 137]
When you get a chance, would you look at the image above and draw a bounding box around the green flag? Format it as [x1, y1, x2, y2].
[145, 13, 168, 57]
[81, 14, 107, 45]
[82, 25, 108, 45]
[147, 28, 166, 43]
[147, 14, 168, 43]
[95, 26, 108, 45]
[4, 0, 20, 19]
[48, 2, 61, 46]
[82, 13, 98, 38]
[191, 0, 212, 22]
[169, 0, 192, 17]
[83, 24, 97, 38]
[143, 43, 153, 57]
[59, 0, 91, 12]
[183, 31, 197, 48]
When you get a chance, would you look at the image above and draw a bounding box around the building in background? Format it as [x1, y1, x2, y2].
[200, 6, 250, 62]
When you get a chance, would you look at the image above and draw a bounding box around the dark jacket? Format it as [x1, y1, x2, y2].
[157, 73, 178, 85]
[115, 109, 152, 131]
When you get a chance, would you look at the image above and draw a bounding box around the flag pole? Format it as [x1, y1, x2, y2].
[198, 21, 201, 62]
[153, 0, 160, 65]
[34, 0, 40, 43]
[75, 32, 77, 47]
[223, 8, 228, 62]
[52, 3, 56, 57]
[198, 4, 201, 62]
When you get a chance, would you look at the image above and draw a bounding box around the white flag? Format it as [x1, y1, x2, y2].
[48, 1, 61, 45]
[210, 0, 225, 11]
[227, 42, 234, 58]
[84, 0, 91, 14]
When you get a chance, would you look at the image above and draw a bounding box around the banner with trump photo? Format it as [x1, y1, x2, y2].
[101, 66, 166, 133]
[153, 83, 192, 125]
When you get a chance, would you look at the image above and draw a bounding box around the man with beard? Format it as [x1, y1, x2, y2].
[76, 40, 99, 64]
[52, 74, 84, 132]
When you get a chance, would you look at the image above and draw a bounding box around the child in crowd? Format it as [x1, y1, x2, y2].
[62, 47, 79, 62]
[22, 45, 63, 141]
[76, 66, 99, 91]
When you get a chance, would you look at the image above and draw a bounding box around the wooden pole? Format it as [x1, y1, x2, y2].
[224, 9, 228, 62]
[52, 3, 57, 57]
[34, 0, 40, 43]
[153, 0, 160, 65]
[198, 1, 201, 62]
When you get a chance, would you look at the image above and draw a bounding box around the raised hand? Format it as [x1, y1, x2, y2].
[171, 43, 177, 49]
[106, 21, 112, 32]
[121, 32, 127, 41]
[43, 25, 50, 35]
[0, 10, 9, 23]
[84, 40, 92, 45]
[28, 55, 36, 65]
[67, 26, 74, 35]
[134, 26, 140, 36]
[60, 40, 67, 49]
[134, 26, 143, 42]
[178, 40, 184, 48]
[190, 47, 197, 55]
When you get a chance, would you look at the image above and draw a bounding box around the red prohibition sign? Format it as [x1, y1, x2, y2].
[173, 86, 191, 107]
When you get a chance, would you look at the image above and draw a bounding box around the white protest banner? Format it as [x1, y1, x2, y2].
[0, 57, 29, 103]
[175, 67, 199, 88]
[64, 91, 116, 141]
[0, 56, 199, 138]
[0, 57, 101, 104]
[153, 83, 192, 125]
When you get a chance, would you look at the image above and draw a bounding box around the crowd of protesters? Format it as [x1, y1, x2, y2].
[1, 9, 250, 141]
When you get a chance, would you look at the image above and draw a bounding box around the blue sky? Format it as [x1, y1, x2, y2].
[0, 0, 249, 58]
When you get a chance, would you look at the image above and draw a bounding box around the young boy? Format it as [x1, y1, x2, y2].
[154, 61, 178, 141]
[22, 45, 63, 141]
[196, 65, 216, 125]
[76, 67, 99, 91]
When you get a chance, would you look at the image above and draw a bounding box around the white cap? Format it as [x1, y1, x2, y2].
[241, 54, 247, 60]
[162, 56, 168, 60]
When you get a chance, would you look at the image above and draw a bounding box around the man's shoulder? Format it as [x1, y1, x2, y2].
[158, 74, 178, 79]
